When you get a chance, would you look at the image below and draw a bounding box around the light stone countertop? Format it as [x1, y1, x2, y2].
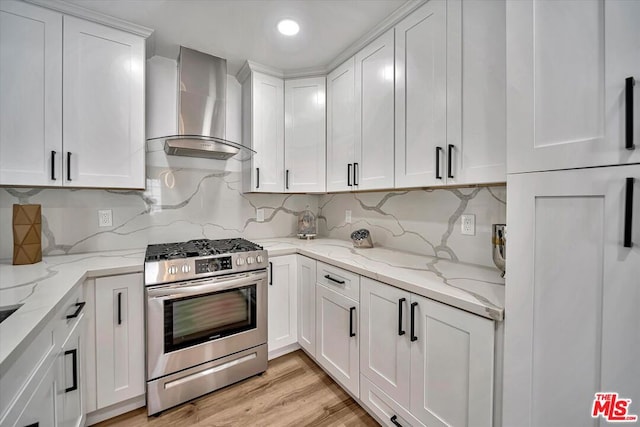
[0, 238, 505, 373]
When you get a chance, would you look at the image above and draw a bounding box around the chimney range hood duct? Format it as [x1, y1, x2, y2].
[148, 46, 254, 160]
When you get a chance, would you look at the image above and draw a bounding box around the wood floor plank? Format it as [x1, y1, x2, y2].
[96, 350, 378, 427]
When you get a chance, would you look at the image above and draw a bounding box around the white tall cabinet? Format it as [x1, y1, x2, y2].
[504, 165, 640, 427]
[297, 255, 316, 357]
[268, 255, 298, 357]
[507, 0, 640, 173]
[284, 78, 326, 193]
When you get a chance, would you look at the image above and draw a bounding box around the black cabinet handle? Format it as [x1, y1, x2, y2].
[269, 262, 273, 285]
[324, 274, 345, 284]
[286, 169, 290, 190]
[410, 302, 418, 342]
[66, 301, 85, 320]
[624, 177, 635, 248]
[349, 306, 356, 337]
[256, 167, 260, 189]
[398, 298, 406, 336]
[25, 423, 39, 427]
[66, 152, 72, 181]
[447, 144, 454, 178]
[390, 415, 403, 427]
[353, 162, 359, 186]
[117, 292, 122, 325]
[347, 163, 352, 187]
[626, 77, 635, 150]
[64, 349, 78, 393]
[435, 147, 442, 180]
[51, 151, 57, 181]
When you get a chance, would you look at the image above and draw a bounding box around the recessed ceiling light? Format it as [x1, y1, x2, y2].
[277, 19, 300, 36]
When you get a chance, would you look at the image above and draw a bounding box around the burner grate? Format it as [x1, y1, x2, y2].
[145, 238, 263, 262]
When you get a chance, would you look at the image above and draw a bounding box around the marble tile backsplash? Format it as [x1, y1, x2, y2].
[318, 186, 506, 268]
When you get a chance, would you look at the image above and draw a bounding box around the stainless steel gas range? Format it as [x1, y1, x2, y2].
[143, 238, 268, 415]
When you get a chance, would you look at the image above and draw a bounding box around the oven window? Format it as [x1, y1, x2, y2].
[164, 284, 256, 353]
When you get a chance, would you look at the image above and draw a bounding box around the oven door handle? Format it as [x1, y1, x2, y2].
[147, 274, 265, 299]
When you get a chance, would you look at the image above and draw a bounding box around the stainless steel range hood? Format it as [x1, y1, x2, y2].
[149, 47, 254, 160]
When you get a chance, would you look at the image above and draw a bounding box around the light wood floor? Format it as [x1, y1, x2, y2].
[97, 350, 379, 426]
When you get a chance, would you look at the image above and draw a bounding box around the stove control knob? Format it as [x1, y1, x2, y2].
[168, 265, 178, 275]
[247, 256, 255, 265]
[256, 255, 264, 264]
[181, 264, 190, 273]
[236, 257, 245, 266]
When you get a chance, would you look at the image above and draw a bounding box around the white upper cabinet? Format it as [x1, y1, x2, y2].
[327, 58, 357, 192]
[0, 1, 62, 187]
[63, 16, 145, 189]
[395, 0, 447, 188]
[355, 29, 395, 190]
[284, 77, 326, 193]
[507, 0, 640, 173]
[0, 1, 148, 189]
[242, 69, 285, 193]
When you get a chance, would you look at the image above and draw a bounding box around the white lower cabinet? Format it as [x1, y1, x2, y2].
[297, 255, 316, 357]
[93, 273, 145, 409]
[58, 315, 85, 427]
[12, 362, 58, 427]
[361, 277, 495, 427]
[361, 375, 424, 427]
[315, 283, 359, 397]
[268, 255, 298, 357]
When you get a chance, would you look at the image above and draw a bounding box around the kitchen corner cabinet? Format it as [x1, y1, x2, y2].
[503, 165, 640, 427]
[0, 0, 147, 189]
[241, 68, 285, 193]
[268, 255, 298, 357]
[327, 58, 357, 192]
[93, 273, 145, 409]
[360, 277, 494, 427]
[284, 77, 326, 193]
[297, 255, 317, 356]
[315, 264, 360, 397]
[507, 0, 640, 173]
[395, 0, 506, 188]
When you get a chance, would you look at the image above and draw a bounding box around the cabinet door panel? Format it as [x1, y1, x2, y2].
[285, 77, 326, 193]
[360, 277, 411, 406]
[315, 284, 359, 396]
[58, 315, 84, 427]
[395, 0, 447, 188]
[504, 165, 640, 427]
[268, 255, 297, 354]
[297, 256, 316, 356]
[327, 58, 356, 192]
[356, 29, 395, 190]
[63, 16, 145, 188]
[0, 1, 62, 186]
[95, 273, 145, 409]
[410, 295, 494, 427]
[11, 361, 57, 427]
[507, 0, 640, 173]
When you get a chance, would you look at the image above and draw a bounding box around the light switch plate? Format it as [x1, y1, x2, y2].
[461, 214, 475, 236]
[256, 208, 265, 223]
[98, 209, 113, 227]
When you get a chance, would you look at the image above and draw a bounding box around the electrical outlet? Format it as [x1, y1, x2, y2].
[461, 214, 475, 236]
[98, 209, 113, 227]
[256, 208, 265, 223]
[345, 210, 352, 224]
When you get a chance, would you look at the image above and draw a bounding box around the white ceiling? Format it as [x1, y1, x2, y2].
[64, 0, 409, 75]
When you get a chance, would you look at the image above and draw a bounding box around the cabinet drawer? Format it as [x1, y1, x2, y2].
[316, 262, 360, 301]
[361, 375, 424, 427]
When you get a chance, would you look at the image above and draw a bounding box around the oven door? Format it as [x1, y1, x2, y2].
[146, 270, 267, 380]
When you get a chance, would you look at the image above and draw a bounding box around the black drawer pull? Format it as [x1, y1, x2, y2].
[324, 274, 345, 284]
[626, 77, 635, 150]
[117, 292, 122, 325]
[353, 162, 359, 186]
[410, 302, 418, 342]
[66, 301, 85, 320]
[286, 169, 290, 190]
[64, 348, 78, 393]
[25, 423, 39, 427]
[269, 262, 273, 285]
[66, 152, 72, 181]
[447, 144, 454, 178]
[624, 177, 635, 248]
[435, 147, 442, 180]
[398, 298, 406, 336]
[349, 306, 356, 337]
[347, 163, 352, 187]
[390, 415, 403, 427]
[256, 167, 260, 189]
[51, 150, 57, 181]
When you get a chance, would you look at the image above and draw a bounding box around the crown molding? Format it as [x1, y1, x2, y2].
[25, 0, 154, 38]
[236, 60, 285, 82]
[283, 67, 328, 79]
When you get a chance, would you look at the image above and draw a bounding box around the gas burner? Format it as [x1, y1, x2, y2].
[145, 238, 263, 262]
